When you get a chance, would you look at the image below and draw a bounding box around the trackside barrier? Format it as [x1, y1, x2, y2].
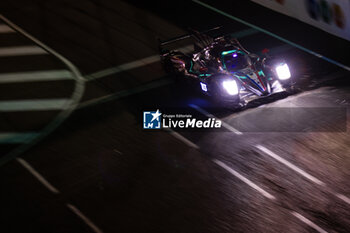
[251, 0, 350, 41]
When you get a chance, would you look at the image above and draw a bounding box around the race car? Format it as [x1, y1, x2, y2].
[159, 29, 294, 107]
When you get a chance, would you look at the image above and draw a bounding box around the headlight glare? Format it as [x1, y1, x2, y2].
[276, 63, 291, 80]
[222, 80, 239, 95]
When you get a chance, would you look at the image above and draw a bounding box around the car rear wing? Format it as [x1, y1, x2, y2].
[158, 26, 251, 57]
[159, 26, 222, 46]
[158, 26, 222, 54]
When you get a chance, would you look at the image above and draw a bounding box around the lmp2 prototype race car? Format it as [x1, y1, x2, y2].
[160, 29, 294, 107]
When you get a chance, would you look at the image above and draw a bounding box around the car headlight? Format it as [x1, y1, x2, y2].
[275, 63, 291, 80]
[222, 80, 239, 95]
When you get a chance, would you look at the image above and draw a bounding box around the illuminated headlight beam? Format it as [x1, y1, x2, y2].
[222, 80, 239, 95]
[276, 63, 291, 80]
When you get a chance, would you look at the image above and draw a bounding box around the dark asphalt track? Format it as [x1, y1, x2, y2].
[0, 0, 349, 232]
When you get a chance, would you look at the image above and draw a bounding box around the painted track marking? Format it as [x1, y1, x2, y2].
[0, 70, 73, 83]
[86, 55, 160, 80]
[0, 46, 47, 56]
[0, 133, 39, 144]
[0, 99, 72, 111]
[16, 158, 60, 194]
[78, 78, 173, 109]
[67, 204, 104, 233]
[213, 159, 275, 200]
[292, 211, 328, 233]
[0, 15, 85, 167]
[336, 194, 350, 205]
[164, 128, 200, 149]
[189, 104, 242, 135]
[256, 145, 325, 186]
[231, 28, 258, 38]
[0, 24, 15, 33]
